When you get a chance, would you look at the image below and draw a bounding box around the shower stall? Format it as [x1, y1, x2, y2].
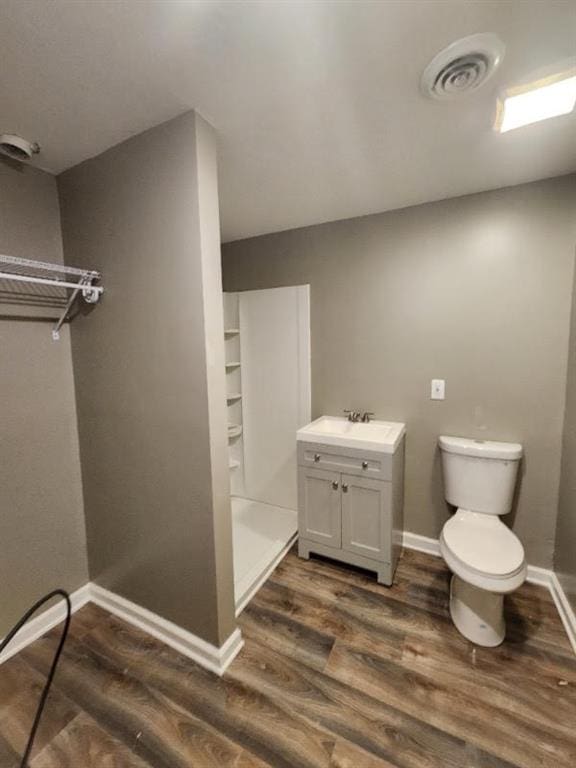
[223, 285, 311, 612]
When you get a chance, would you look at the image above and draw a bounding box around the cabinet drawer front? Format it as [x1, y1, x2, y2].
[298, 442, 392, 481]
[341, 474, 391, 562]
[298, 467, 342, 548]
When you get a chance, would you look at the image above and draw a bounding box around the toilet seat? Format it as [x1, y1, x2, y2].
[440, 509, 526, 593]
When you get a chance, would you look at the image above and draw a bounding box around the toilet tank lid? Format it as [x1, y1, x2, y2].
[439, 435, 522, 460]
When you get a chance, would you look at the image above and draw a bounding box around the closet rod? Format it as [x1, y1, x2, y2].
[0, 271, 103, 294]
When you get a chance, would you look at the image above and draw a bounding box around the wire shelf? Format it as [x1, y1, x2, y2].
[0, 254, 103, 340]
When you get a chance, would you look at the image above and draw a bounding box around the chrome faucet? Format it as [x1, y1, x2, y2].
[361, 411, 375, 423]
[344, 409, 362, 423]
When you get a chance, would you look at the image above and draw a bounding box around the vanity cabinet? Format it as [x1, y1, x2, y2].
[341, 474, 391, 561]
[299, 467, 342, 548]
[297, 438, 404, 585]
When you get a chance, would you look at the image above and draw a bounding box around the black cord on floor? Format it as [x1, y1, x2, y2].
[0, 590, 71, 768]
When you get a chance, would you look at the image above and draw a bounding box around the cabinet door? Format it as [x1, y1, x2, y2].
[298, 467, 341, 548]
[341, 474, 391, 561]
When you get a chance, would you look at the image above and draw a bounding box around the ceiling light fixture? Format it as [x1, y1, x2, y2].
[0, 133, 40, 160]
[496, 72, 576, 132]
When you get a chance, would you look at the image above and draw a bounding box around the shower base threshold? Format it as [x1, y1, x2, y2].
[232, 496, 297, 615]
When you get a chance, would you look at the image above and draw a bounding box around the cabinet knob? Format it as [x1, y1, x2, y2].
[314, 453, 321, 462]
[342, 483, 349, 493]
[332, 480, 339, 490]
[362, 461, 368, 470]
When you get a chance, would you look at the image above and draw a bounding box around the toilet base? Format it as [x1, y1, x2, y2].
[449, 575, 505, 647]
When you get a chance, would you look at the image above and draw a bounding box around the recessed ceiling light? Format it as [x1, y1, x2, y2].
[496, 73, 576, 133]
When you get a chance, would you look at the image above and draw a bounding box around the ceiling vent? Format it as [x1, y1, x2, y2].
[0, 134, 40, 161]
[422, 33, 505, 99]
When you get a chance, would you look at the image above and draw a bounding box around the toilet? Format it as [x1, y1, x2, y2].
[438, 435, 526, 647]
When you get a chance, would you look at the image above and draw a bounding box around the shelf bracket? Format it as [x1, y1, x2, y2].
[52, 276, 96, 341]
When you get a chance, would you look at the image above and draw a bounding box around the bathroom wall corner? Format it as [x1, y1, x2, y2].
[58, 110, 237, 648]
[193, 112, 237, 646]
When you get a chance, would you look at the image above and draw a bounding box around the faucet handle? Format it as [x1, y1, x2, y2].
[361, 411, 375, 423]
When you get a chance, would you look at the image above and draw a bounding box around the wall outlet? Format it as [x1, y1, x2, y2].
[431, 379, 445, 400]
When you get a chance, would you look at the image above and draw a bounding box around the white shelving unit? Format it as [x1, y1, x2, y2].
[224, 292, 244, 492]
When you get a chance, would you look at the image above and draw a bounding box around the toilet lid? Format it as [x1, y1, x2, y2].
[442, 510, 525, 577]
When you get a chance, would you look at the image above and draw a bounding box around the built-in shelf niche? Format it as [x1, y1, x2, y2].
[224, 291, 245, 493]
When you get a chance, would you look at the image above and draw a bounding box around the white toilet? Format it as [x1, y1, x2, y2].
[438, 435, 526, 647]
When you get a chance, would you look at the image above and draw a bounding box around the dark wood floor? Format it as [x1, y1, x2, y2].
[1, 548, 575, 767]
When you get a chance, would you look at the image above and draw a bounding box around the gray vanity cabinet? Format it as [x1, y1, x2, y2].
[298, 467, 342, 548]
[341, 474, 391, 561]
[297, 438, 404, 585]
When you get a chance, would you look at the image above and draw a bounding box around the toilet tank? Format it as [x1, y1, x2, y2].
[439, 436, 522, 516]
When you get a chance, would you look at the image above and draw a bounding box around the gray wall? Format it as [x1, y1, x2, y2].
[556, 254, 576, 611]
[58, 112, 236, 646]
[0, 159, 87, 636]
[223, 174, 576, 568]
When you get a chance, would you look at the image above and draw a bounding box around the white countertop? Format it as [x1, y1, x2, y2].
[297, 415, 406, 453]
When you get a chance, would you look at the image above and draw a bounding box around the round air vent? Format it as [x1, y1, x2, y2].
[422, 33, 505, 99]
[0, 134, 40, 160]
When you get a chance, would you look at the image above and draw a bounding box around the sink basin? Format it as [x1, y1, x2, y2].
[297, 415, 406, 453]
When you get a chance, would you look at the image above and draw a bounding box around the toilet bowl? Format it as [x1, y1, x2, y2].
[438, 436, 526, 647]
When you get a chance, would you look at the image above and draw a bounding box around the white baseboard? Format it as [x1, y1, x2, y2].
[402, 529, 576, 655]
[1, 582, 244, 676]
[402, 530, 441, 556]
[0, 584, 91, 666]
[89, 584, 244, 676]
[524, 563, 553, 587]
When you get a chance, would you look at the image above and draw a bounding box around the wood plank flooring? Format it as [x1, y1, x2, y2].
[1, 548, 574, 767]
